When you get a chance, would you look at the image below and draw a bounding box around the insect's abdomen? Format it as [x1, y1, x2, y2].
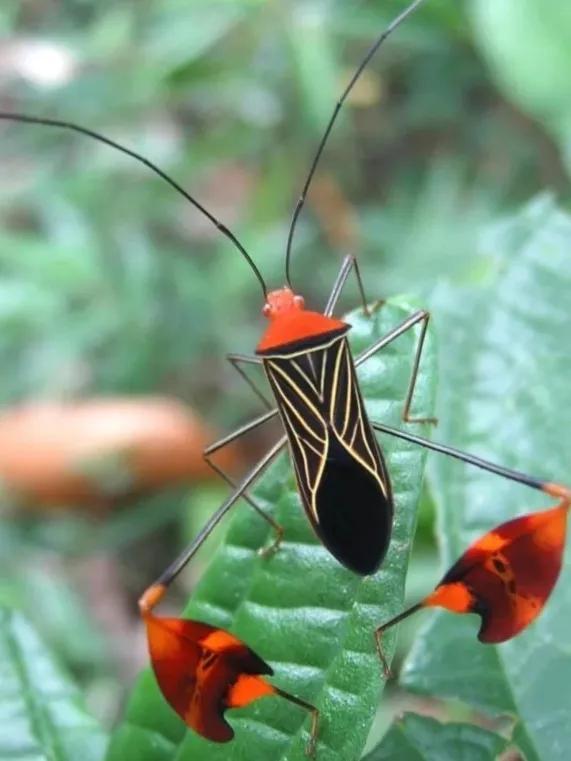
[314, 434, 392, 574]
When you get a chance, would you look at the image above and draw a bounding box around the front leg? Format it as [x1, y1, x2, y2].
[140, 436, 287, 606]
[324, 254, 372, 317]
[227, 352, 272, 410]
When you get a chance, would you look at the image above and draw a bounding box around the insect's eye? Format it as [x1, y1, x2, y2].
[262, 304, 271, 317]
[293, 295, 305, 309]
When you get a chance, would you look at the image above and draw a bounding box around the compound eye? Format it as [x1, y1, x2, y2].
[262, 303, 271, 317]
[293, 295, 305, 309]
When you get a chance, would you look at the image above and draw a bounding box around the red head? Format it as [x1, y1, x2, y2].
[262, 287, 305, 320]
[256, 287, 348, 356]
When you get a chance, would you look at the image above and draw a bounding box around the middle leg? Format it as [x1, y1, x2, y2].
[140, 435, 287, 613]
[204, 447, 284, 557]
[356, 309, 437, 425]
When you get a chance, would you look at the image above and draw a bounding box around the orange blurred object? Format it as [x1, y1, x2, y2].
[0, 397, 240, 509]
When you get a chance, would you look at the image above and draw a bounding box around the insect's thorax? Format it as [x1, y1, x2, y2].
[262, 334, 354, 421]
[262, 333, 383, 466]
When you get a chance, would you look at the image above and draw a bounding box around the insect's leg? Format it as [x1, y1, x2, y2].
[371, 463, 571, 676]
[356, 309, 437, 425]
[374, 603, 423, 679]
[139, 436, 287, 615]
[203, 449, 284, 558]
[227, 352, 272, 409]
[203, 367, 280, 552]
[204, 409, 281, 554]
[371, 422, 571, 504]
[274, 687, 320, 759]
[324, 254, 371, 317]
[204, 407, 279, 460]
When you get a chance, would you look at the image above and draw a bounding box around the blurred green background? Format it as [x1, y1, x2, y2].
[0, 0, 569, 754]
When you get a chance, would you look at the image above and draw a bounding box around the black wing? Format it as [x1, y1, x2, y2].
[264, 336, 392, 575]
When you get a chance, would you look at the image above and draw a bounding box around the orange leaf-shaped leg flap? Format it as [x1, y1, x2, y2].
[143, 614, 274, 742]
[427, 504, 568, 642]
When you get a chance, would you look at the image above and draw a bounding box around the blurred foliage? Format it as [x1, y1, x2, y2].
[0, 607, 107, 760]
[363, 713, 509, 761]
[0, 0, 569, 758]
[470, 0, 571, 171]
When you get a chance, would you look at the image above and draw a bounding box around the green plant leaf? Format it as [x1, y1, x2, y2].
[107, 299, 437, 761]
[143, 0, 256, 74]
[470, 0, 571, 168]
[286, 5, 339, 134]
[0, 606, 107, 761]
[402, 196, 571, 761]
[362, 713, 509, 761]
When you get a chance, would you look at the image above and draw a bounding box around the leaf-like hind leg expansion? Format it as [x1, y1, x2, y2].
[356, 309, 437, 425]
[324, 254, 371, 317]
[372, 483, 571, 677]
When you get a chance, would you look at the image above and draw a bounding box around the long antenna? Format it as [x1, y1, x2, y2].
[0, 112, 268, 299]
[284, 0, 426, 288]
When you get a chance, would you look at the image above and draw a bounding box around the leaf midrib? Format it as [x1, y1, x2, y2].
[3, 611, 59, 761]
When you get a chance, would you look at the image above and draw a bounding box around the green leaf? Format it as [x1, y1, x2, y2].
[402, 615, 516, 716]
[402, 196, 571, 760]
[470, 0, 571, 167]
[107, 299, 437, 761]
[144, 0, 257, 74]
[362, 713, 509, 761]
[0, 606, 107, 761]
[286, 6, 339, 134]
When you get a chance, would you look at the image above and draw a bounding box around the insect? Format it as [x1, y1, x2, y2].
[2, 0, 570, 748]
[139, 584, 319, 756]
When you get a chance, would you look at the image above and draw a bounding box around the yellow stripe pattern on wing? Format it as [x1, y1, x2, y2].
[263, 336, 388, 524]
